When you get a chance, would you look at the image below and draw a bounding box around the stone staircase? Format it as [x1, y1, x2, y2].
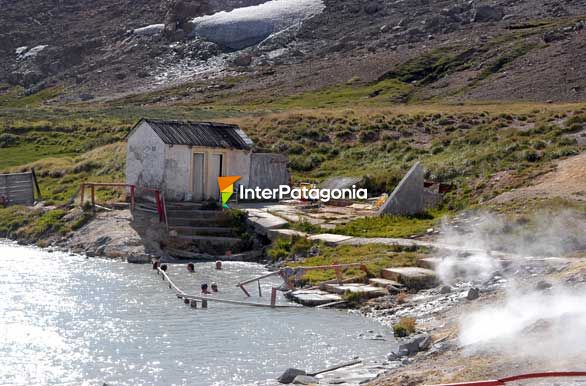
[134, 200, 254, 259]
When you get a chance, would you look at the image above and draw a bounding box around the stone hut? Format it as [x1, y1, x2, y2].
[125, 119, 289, 201]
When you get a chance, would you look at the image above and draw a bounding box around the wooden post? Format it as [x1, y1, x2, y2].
[201, 299, 208, 309]
[155, 191, 165, 223]
[31, 168, 42, 200]
[91, 185, 95, 208]
[240, 284, 251, 297]
[80, 184, 85, 206]
[258, 280, 262, 297]
[130, 185, 136, 211]
[270, 287, 277, 307]
[334, 261, 343, 284]
[161, 192, 168, 225]
[190, 299, 198, 308]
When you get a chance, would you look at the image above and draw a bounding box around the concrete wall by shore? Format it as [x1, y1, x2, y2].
[378, 162, 441, 216]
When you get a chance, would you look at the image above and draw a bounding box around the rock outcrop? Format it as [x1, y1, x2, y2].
[472, 5, 504, 22]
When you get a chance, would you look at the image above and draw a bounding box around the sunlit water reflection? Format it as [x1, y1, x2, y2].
[0, 241, 394, 385]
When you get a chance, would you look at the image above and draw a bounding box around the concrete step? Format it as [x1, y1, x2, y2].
[321, 283, 387, 299]
[267, 228, 307, 241]
[137, 200, 206, 210]
[168, 216, 235, 227]
[369, 278, 405, 289]
[286, 289, 343, 307]
[244, 209, 288, 236]
[169, 226, 239, 237]
[382, 267, 438, 290]
[137, 202, 228, 218]
[416, 257, 441, 270]
[307, 233, 354, 246]
[166, 209, 229, 217]
[170, 235, 242, 246]
[165, 248, 261, 262]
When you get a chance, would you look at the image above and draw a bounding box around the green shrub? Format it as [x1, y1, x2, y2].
[290, 219, 321, 234]
[0, 133, 18, 147]
[523, 150, 541, 162]
[393, 317, 417, 337]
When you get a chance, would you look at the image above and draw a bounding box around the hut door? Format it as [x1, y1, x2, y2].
[208, 153, 223, 200]
[192, 153, 205, 201]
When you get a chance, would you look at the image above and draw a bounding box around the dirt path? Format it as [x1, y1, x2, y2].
[492, 153, 586, 204]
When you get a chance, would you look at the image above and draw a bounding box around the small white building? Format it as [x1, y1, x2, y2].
[126, 119, 289, 201]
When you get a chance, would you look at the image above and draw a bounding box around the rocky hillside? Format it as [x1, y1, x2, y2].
[1, 0, 586, 103]
[0, 0, 267, 95]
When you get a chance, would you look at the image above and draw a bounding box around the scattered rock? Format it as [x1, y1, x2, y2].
[79, 93, 95, 101]
[536, 280, 552, 290]
[543, 30, 568, 43]
[466, 287, 480, 300]
[278, 368, 307, 384]
[232, 53, 253, 67]
[364, 2, 381, 15]
[127, 254, 153, 264]
[440, 285, 452, 294]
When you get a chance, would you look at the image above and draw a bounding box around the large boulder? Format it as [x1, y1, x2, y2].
[388, 333, 432, 359]
[472, 5, 504, 22]
[278, 368, 307, 384]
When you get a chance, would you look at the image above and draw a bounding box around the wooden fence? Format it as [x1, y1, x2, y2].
[0, 171, 40, 206]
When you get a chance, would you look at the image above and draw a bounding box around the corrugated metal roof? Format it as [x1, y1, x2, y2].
[140, 119, 254, 150]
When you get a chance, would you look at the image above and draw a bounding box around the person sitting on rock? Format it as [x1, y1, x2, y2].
[201, 283, 211, 294]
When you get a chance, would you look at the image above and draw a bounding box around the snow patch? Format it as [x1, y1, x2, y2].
[15, 46, 28, 56]
[190, 0, 325, 50]
[17, 45, 48, 60]
[133, 24, 165, 37]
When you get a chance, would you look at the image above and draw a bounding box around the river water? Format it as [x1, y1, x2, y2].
[0, 241, 395, 386]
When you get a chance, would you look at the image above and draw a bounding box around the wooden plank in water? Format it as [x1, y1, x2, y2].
[182, 294, 299, 308]
[308, 359, 362, 376]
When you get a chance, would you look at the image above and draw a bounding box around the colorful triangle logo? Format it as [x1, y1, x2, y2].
[218, 176, 241, 208]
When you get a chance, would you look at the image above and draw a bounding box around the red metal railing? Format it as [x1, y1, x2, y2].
[427, 371, 586, 386]
[137, 187, 167, 225]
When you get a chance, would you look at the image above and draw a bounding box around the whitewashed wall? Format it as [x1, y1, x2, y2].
[163, 144, 192, 200]
[126, 122, 165, 190]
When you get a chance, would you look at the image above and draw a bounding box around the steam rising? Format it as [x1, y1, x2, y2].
[436, 210, 586, 364]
